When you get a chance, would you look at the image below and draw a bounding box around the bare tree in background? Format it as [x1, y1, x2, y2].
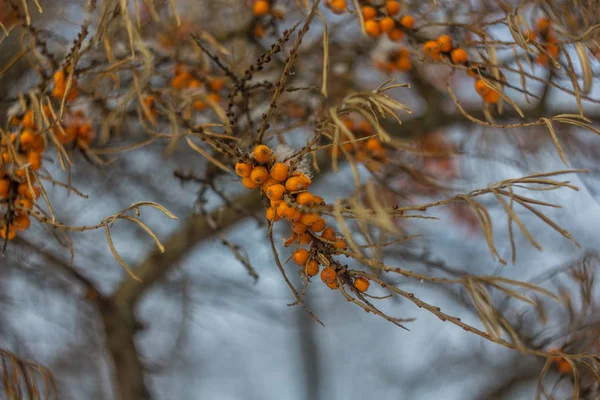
[1, 0, 600, 399]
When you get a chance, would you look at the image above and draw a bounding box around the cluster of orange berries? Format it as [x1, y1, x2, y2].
[52, 69, 78, 102]
[548, 348, 573, 375]
[530, 17, 560, 65]
[422, 34, 469, 65]
[170, 64, 224, 111]
[376, 48, 412, 73]
[474, 78, 500, 104]
[55, 110, 94, 147]
[234, 144, 370, 292]
[361, 2, 414, 40]
[251, 0, 284, 37]
[329, 119, 387, 173]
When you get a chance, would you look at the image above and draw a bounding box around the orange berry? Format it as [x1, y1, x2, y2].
[188, 79, 202, 89]
[388, 28, 404, 42]
[326, 281, 339, 290]
[329, 0, 347, 14]
[547, 43, 560, 58]
[366, 137, 383, 152]
[296, 173, 312, 186]
[250, 165, 269, 184]
[400, 15, 415, 29]
[253, 24, 265, 37]
[285, 176, 306, 192]
[361, 6, 377, 21]
[313, 196, 325, 206]
[266, 184, 286, 201]
[0, 225, 16, 240]
[536, 17, 551, 34]
[290, 208, 303, 222]
[293, 249, 310, 266]
[386, 0, 401, 15]
[475, 79, 491, 96]
[14, 214, 30, 231]
[261, 177, 279, 192]
[300, 213, 319, 226]
[171, 72, 191, 89]
[353, 277, 370, 292]
[266, 207, 280, 222]
[209, 78, 224, 92]
[19, 129, 35, 150]
[53, 70, 65, 86]
[27, 151, 42, 171]
[270, 163, 289, 181]
[284, 234, 297, 247]
[17, 183, 40, 200]
[334, 239, 346, 249]
[450, 48, 468, 64]
[235, 161, 253, 177]
[311, 218, 326, 232]
[423, 40, 441, 61]
[193, 100, 207, 111]
[365, 20, 381, 37]
[482, 90, 500, 104]
[207, 93, 221, 103]
[305, 260, 319, 277]
[292, 222, 308, 234]
[15, 198, 33, 210]
[379, 17, 395, 33]
[242, 176, 260, 189]
[270, 199, 281, 208]
[22, 110, 35, 129]
[277, 201, 290, 217]
[320, 266, 336, 284]
[298, 232, 313, 245]
[296, 192, 315, 207]
[396, 56, 412, 71]
[0, 179, 10, 198]
[253, 0, 270, 16]
[321, 227, 336, 242]
[437, 34, 453, 52]
[253, 144, 271, 163]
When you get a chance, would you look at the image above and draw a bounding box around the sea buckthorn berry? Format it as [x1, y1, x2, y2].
[270, 199, 281, 208]
[253, 24, 265, 37]
[250, 165, 269, 184]
[450, 48, 468, 64]
[305, 260, 319, 277]
[290, 208, 303, 222]
[354, 277, 370, 292]
[300, 213, 319, 226]
[321, 227, 336, 242]
[171, 72, 191, 89]
[293, 249, 310, 266]
[14, 214, 30, 231]
[400, 15, 415, 29]
[242, 176, 260, 189]
[423, 40, 441, 61]
[379, 17, 395, 33]
[19, 130, 35, 149]
[266, 184, 286, 200]
[27, 151, 42, 171]
[320, 266, 336, 284]
[311, 217, 326, 232]
[482, 90, 500, 104]
[313, 196, 325, 206]
[270, 162, 289, 181]
[361, 6, 377, 21]
[547, 43, 560, 58]
[0, 225, 16, 240]
[298, 232, 313, 244]
[334, 239, 346, 249]
[397, 56, 412, 71]
[266, 207, 280, 222]
[437, 35, 453, 52]
[366, 137, 383, 152]
[15, 198, 33, 210]
[388, 28, 404, 42]
[18, 183, 40, 200]
[207, 93, 221, 104]
[296, 192, 315, 207]
[0, 179, 10, 198]
[475, 79, 490, 96]
[292, 222, 308, 234]
[253, 144, 271, 163]
[326, 281, 339, 290]
[235, 161, 253, 177]
[284, 234, 297, 247]
[386, 0, 401, 15]
[22, 111, 35, 129]
[53, 70, 65, 86]
[261, 177, 279, 192]
[193, 100, 206, 111]
[329, 0, 347, 14]
[285, 176, 306, 192]
[277, 201, 290, 217]
[187, 79, 201, 89]
[209, 78, 224, 92]
[296, 173, 312, 186]
[365, 20, 381, 37]
[537, 17, 551, 34]
[253, 0, 270, 16]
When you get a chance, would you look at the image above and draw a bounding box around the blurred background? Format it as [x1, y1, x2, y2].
[1, 0, 600, 399]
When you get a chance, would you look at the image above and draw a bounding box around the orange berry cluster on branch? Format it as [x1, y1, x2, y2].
[376, 48, 412, 73]
[474, 78, 499, 104]
[171, 64, 224, 111]
[530, 17, 560, 65]
[234, 144, 370, 292]
[423, 34, 468, 65]
[361, 2, 413, 41]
